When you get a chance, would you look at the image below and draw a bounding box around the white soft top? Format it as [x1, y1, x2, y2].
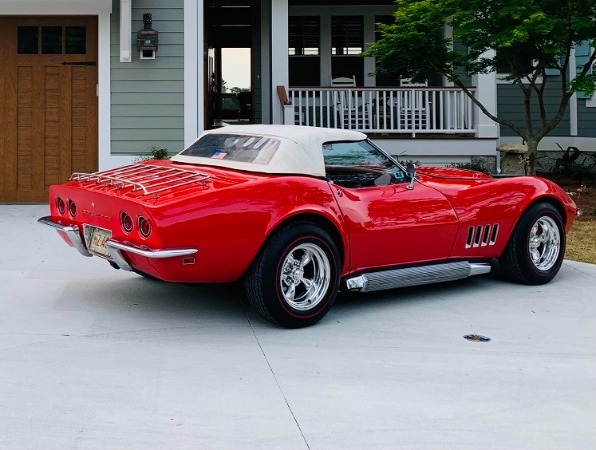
[171, 125, 367, 177]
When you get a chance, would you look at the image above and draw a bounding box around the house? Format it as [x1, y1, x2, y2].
[0, 0, 593, 202]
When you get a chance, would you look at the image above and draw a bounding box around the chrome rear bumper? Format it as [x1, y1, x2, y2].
[105, 240, 197, 271]
[38, 216, 92, 257]
[38, 216, 197, 271]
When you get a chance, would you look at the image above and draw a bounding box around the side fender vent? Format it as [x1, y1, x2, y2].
[466, 224, 499, 248]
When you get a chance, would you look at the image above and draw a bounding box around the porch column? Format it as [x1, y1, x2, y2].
[473, 50, 498, 138]
[270, 0, 289, 124]
[119, 0, 131, 62]
[184, 0, 201, 142]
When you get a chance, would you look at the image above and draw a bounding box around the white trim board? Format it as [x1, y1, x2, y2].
[0, 0, 111, 14]
[373, 138, 498, 158]
[184, 0, 201, 145]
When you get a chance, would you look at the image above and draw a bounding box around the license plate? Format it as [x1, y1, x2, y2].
[86, 226, 112, 257]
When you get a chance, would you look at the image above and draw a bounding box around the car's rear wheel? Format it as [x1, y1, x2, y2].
[245, 222, 341, 328]
[499, 202, 565, 285]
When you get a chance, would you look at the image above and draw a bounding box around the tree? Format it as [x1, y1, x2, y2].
[364, 0, 596, 174]
[220, 79, 250, 94]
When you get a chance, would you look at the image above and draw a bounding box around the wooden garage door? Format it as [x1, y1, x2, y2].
[0, 16, 98, 203]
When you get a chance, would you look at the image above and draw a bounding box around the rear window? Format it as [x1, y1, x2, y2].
[179, 134, 281, 165]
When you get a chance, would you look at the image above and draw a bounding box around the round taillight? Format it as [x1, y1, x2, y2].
[120, 212, 134, 233]
[68, 199, 77, 218]
[56, 197, 66, 215]
[138, 216, 152, 238]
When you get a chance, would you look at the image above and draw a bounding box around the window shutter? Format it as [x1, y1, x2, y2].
[575, 41, 592, 99]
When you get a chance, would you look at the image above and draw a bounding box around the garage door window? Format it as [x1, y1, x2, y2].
[17, 26, 86, 54]
[17, 27, 38, 54]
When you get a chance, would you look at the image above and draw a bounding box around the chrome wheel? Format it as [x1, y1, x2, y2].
[529, 216, 561, 271]
[245, 222, 341, 327]
[279, 243, 331, 311]
[500, 203, 565, 285]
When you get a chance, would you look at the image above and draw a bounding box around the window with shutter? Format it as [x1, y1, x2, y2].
[575, 41, 592, 99]
[288, 16, 321, 86]
[331, 16, 364, 85]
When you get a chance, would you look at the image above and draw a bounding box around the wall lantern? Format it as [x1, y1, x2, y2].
[137, 13, 158, 60]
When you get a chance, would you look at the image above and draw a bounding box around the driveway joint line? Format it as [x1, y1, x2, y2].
[242, 308, 311, 450]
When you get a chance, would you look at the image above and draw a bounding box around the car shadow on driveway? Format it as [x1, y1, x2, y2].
[45, 260, 595, 331]
[54, 274, 252, 328]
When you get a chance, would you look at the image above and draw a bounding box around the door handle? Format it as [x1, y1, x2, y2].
[61, 61, 97, 66]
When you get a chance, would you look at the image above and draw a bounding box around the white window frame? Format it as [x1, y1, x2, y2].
[289, 5, 395, 87]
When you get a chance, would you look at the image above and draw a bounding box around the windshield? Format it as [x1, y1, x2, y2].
[179, 133, 281, 165]
[323, 140, 406, 188]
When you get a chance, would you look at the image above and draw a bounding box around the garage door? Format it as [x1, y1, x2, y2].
[0, 16, 98, 203]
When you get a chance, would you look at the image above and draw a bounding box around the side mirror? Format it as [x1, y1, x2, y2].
[406, 162, 416, 190]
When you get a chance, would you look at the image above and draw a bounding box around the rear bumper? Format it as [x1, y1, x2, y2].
[38, 216, 93, 257]
[38, 216, 197, 272]
[104, 240, 198, 271]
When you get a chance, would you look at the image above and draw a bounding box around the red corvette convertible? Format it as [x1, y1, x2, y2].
[40, 125, 578, 327]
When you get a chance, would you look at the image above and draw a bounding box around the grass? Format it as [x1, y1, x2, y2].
[541, 177, 596, 265]
[566, 221, 596, 265]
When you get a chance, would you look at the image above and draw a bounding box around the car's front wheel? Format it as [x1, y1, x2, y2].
[499, 202, 566, 285]
[245, 222, 341, 328]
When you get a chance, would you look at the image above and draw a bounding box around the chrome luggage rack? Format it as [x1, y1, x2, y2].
[70, 163, 210, 198]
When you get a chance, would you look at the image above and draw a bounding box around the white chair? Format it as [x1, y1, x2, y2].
[330, 76, 367, 129]
[399, 77, 428, 87]
[330, 75, 356, 87]
[399, 78, 429, 129]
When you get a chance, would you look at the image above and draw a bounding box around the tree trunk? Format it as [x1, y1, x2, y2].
[526, 139, 539, 175]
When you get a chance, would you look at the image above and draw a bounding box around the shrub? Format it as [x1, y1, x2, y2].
[137, 146, 170, 161]
[564, 162, 596, 183]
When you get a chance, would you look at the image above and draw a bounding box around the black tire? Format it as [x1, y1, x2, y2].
[244, 222, 341, 328]
[499, 202, 566, 285]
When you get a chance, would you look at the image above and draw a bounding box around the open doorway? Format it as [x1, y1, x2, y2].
[205, 1, 257, 128]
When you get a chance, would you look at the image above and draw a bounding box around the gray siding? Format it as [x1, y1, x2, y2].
[577, 99, 596, 138]
[110, 0, 184, 155]
[497, 80, 570, 137]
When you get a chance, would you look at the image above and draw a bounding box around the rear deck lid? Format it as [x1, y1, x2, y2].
[67, 161, 264, 204]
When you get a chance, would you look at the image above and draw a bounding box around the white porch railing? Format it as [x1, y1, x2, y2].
[285, 87, 476, 137]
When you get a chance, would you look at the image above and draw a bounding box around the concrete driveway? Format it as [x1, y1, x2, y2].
[1, 204, 595, 449]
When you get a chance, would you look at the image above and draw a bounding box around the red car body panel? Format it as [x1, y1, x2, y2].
[416, 167, 576, 260]
[48, 161, 349, 282]
[331, 182, 460, 273]
[44, 156, 577, 285]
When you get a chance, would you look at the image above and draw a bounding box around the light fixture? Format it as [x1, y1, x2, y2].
[137, 13, 158, 60]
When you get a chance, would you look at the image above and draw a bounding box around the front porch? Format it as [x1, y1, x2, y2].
[277, 85, 498, 166]
[283, 86, 477, 137]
